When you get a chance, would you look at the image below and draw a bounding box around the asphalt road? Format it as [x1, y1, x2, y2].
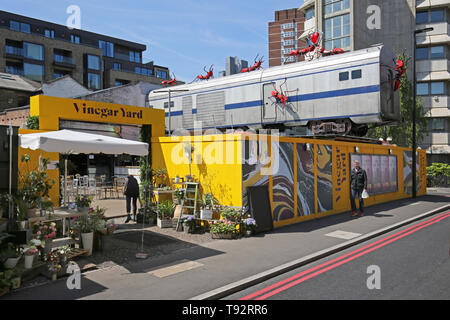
[225, 210, 450, 300]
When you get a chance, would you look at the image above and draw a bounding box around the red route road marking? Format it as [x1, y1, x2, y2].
[240, 211, 450, 300]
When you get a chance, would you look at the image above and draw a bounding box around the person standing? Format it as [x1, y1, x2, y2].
[350, 160, 367, 217]
[123, 175, 141, 223]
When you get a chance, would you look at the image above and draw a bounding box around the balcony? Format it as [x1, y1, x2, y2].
[53, 54, 76, 68]
[421, 95, 450, 114]
[416, 59, 450, 81]
[416, 0, 450, 9]
[4, 45, 24, 59]
[416, 22, 450, 45]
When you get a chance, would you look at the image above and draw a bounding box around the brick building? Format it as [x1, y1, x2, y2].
[268, 8, 306, 67]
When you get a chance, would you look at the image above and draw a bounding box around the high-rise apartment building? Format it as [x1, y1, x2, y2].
[0, 10, 173, 91]
[298, 0, 449, 164]
[268, 8, 305, 67]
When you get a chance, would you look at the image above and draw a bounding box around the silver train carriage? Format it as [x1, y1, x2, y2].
[148, 45, 400, 136]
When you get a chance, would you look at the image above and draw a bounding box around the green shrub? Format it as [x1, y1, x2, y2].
[426, 163, 450, 177]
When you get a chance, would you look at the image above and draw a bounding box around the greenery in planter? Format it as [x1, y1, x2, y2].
[221, 207, 243, 222]
[13, 196, 28, 222]
[181, 215, 195, 230]
[0, 269, 14, 292]
[0, 243, 21, 262]
[157, 200, 174, 219]
[173, 188, 185, 204]
[75, 195, 93, 209]
[243, 218, 257, 234]
[209, 220, 238, 235]
[72, 214, 100, 234]
[17, 155, 55, 210]
[138, 206, 157, 224]
[200, 193, 214, 209]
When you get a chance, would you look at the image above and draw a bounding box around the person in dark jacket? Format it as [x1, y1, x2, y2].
[123, 175, 141, 223]
[350, 160, 367, 217]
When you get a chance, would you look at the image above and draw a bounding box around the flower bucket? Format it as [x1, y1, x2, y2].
[81, 232, 94, 256]
[24, 254, 34, 269]
[77, 207, 89, 215]
[157, 217, 172, 228]
[200, 209, 212, 220]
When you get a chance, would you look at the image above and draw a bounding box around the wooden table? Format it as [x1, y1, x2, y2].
[51, 210, 84, 236]
[152, 190, 175, 206]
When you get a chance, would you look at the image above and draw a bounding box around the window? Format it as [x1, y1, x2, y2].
[113, 63, 122, 71]
[430, 9, 445, 22]
[283, 39, 295, 46]
[10, 20, 31, 33]
[23, 63, 44, 82]
[129, 51, 141, 63]
[339, 71, 349, 81]
[431, 118, 446, 131]
[115, 79, 128, 86]
[416, 47, 428, 60]
[156, 70, 168, 79]
[324, 0, 350, 15]
[324, 14, 350, 50]
[431, 82, 445, 95]
[135, 67, 152, 76]
[99, 40, 114, 57]
[44, 29, 55, 39]
[417, 83, 429, 95]
[351, 69, 362, 79]
[87, 55, 100, 70]
[53, 70, 70, 79]
[305, 7, 315, 20]
[23, 42, 44, 61]
[87, 73, 100, 90]
[70, 35, 80, 44]
[281, 23, 294, 30]
[430, 46, 444, 59]
[416, 11, 428, 24]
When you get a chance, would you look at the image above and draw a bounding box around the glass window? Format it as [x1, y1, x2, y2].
[113, 63, 122, 71]
[305, 7, 315, 20]
[10, 20, 20, 31]
[351, 69, 362, 79]
[87, 55, 100, 70]
[23, 42, 44, 61]
[430, 9, 444, 22]
[99, 40, 114, 57]
[339, 72, 349, 81]
[416, 47, 428, 60]
[23, 63, 44, 82]
[324, 0, 349, 15]
[71, 35, 80, 44]
[21, 23, 31, 33]
[87, 73, 100, 90]
[157, 70, 168, 79]
[417, 83, 429, 95]
[430, 46, 444, 59]
[416, 11, 428, 24]
[431, 118, 446, 131]
[431, 82, 445, 95]
[324, 14, 350, 49]
[44, 29, 55, 38]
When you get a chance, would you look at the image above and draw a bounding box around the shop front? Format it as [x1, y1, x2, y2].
[20, 95, 164, 204]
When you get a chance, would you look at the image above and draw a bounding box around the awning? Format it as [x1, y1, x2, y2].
[19, 129, 148, 156]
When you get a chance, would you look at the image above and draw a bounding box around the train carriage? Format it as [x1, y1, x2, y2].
[148, 45, 400, 136]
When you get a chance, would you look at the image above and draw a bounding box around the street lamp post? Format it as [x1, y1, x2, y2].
[412, 27, 433, 198]
[153, 88, 189, 135]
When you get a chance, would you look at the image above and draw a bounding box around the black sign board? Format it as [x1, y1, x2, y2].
[247, 185, 273, 233]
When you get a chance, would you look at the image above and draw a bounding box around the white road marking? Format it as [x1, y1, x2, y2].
[325, 230, 362, 240]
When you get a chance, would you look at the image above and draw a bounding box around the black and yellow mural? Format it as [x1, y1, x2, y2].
[296, 143, 315, 216]
[317, 144, 333, 213]
[272, 142, 295, 221]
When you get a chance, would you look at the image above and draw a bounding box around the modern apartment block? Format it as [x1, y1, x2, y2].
[0, 10, 173, 91]
[268, 8, 305, 67]
[298, 0, 449, 164]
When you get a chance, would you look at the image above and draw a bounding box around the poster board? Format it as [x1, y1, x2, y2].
[247, 186, 273, 233]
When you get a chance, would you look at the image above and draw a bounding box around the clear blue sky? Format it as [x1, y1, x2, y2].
[2, 0, 304, 83]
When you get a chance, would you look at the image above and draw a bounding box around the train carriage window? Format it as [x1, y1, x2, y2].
[339, 72, 349, 81]
[351, 69, 362, 79]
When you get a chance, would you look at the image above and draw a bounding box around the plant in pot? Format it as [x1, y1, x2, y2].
[55, 245, 72, 271]
[209, 220, 238, 239]
[153, 168, 168, 188]
[13, 196, 29, 231]
[35, 222, 57, 256]
[0, 269, 14, 296]
[17, 155, 55, 218]
[173, 188, 185, 205]
[157, 200, 174, 228]
[181, 215, 195, 234]
[45, 250, 61, 281]
[221, 207, 243, 223]
[200, 193, 214, 220]
[75, 195, 93, 214]
[0, 243, 22, 269]
[242, 217, 257, 237]
[23, 239, 42, 269]
[72, 215, 97, 256]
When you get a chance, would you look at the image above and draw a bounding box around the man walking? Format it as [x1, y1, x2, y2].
[123, 174, 141, 223]
[350, 160, 367, 217]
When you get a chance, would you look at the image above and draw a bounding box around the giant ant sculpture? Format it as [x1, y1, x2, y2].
[241, 54, 264, 73]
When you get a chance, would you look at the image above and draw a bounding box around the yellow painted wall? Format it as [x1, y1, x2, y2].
[152, 134, 243, 206]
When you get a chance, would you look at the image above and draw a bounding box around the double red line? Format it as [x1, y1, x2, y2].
[240, 211, 450, 300]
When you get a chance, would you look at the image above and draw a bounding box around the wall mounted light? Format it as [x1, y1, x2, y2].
[389, 149, 393, 155]
[355, 146, 359, 153]
[305, 143, 312, 151]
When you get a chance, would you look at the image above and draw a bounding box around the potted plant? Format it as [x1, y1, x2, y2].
[221, 207, 243, 223]
[55, 245, 72, 271]
[243, 217, 257, 237]
[73, 215, 97, 255]
[45, 251, 61, 281]
[17, 155, 55, 217]
[23, 239, 42, 269]
[35, 222, 57, 255]
[157, 200, 174, 228]
[13, 196, 29, 230]
[181, 215, 195, 234]
[75, 195, 93, 214]
[173, 188, 185, 205]
[0, 270, 14, 296]
[209, 220, 239, 239]
[200, 193, 214, 220]
[1, 243, 21, 269]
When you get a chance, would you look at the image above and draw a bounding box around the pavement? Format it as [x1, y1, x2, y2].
[3, 189, 450, 300]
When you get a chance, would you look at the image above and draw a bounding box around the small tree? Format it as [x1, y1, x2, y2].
[367, 54, 427, 147]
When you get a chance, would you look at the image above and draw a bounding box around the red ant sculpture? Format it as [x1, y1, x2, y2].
[196, 65, 214, 80]
[271, 79, 289, 106]
[241, 54, 264, 73]
[162, 73, 177, 85]
[393, 59, 406, 91]
[287, 31, 345, 59]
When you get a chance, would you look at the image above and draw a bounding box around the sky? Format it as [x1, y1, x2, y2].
[2, 0, 305, 83]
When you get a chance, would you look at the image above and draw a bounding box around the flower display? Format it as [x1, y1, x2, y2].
[23, 239, 43, 256]
[36, 222, 57, 241]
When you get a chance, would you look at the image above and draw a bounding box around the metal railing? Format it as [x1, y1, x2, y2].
[5, 45, 24, 57]
[54, 54, 76, 65]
